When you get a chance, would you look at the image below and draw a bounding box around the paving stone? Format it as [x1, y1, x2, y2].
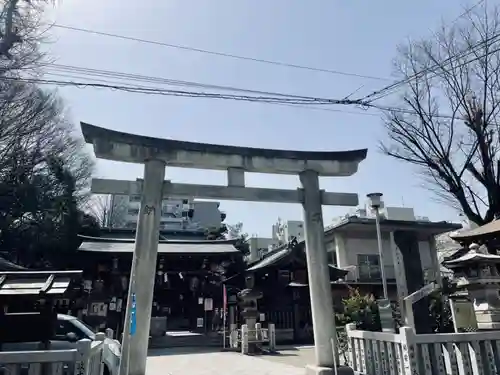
[146, 348, 305, 375]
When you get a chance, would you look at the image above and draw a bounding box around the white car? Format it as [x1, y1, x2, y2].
[55, 314, 121, 375]
[2, 314, 121, 375]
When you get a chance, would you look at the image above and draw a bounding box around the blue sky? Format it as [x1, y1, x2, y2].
[44, 1, 484, 237]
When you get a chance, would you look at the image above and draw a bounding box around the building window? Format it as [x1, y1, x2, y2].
[128, 208, 139, 215]
[357, 254, 381, 280]
[182, 199, 188, 204]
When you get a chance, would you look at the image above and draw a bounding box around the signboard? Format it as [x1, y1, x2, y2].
[403, 282, 438, 328]
[130, 293, 137, 336]
[196, 318, 204, 328]
[404, 282, 438, 305]
[204, 298, 213, 311]
[450, 299, 478, 332]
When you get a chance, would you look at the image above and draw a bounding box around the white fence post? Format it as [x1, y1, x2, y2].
[229, 323, 237, 348]
[94, 333, 106, 375]
[399, 326, 418, 375]
[268, 323, 276, 352]
[74, 339, 92, 375]
[105, 328, 114, 339]
[241, 324, 249, 354]
[255, 322, 262, 342]
[344, 323, 356, 369]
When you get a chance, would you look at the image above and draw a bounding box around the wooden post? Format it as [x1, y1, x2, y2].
[241, 324, 249, 354]
[399, 327, 418, 375]
[390, 231, 408, 302]
[74, 339, 92, 375]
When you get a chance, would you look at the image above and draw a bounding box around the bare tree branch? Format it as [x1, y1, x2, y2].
[84, 194, 129, 228]
[381, 4, 500, 226]
[0, 0, 56, 75]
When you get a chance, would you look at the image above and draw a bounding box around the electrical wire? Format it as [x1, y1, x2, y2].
[0, 74, 473, 120]
[0, 75, 361, 105]
[52, 24, 391, 82]
[42, 63, 331, 101]
[358, 0, 490, 103]
[359, 23, 500, 103]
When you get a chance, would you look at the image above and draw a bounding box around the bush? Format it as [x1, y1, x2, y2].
[336, 289, 381, 331]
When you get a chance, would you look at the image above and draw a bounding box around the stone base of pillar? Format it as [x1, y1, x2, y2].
[305, 365, 354, 375]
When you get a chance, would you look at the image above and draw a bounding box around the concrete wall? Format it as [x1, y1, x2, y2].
[191, 201, 223, 230]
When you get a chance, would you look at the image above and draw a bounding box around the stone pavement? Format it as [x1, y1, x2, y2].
[146, 347, 306, 375]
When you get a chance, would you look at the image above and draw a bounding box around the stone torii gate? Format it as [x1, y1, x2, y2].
[81, 122, 367, 375]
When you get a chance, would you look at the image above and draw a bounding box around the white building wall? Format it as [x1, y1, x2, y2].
[283, 220, 304, 242]
[341, 236, 396, 280]
[248, 237, 279, 262]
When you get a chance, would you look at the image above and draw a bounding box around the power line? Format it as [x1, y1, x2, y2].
[2, 74, 470, 120]
[43, 63, 327, 100]
[2, 75, 361, 105]
[38, 63, 380, 117]
[52, 24, 391, 82]
[359, 31, 500, 103]
[358, 0, 489, 103]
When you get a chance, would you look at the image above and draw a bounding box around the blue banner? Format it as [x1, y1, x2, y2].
[130, 293, 137, 336]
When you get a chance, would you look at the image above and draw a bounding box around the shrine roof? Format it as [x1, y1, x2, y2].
[246, 241, 349, 279]
[78, 236, 240, 254]
[325, 216, 461, 236]
[450, 219, 500, 241]
[0, 270, 82, 296]
[443, 251, 500, 266]
[246, 246, 292, 271]
[0, 257, 27, 271]
[96, 228, 207, 240]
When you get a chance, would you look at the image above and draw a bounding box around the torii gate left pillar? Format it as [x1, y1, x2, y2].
[81, 122, 367, 375]
[120, 159, 165, 375]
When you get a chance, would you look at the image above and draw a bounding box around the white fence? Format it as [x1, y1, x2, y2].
[345, 323, 500, 375]
[0, 336, 105, 375]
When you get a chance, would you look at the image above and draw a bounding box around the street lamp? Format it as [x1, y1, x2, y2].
[367, 192, 393, 332]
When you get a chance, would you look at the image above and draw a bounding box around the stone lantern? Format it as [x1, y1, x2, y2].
[237, 275, 263, 354]
[444, 243, 500, 330]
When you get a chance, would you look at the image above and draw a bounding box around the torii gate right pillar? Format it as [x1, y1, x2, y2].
[301, 170, 338, 373]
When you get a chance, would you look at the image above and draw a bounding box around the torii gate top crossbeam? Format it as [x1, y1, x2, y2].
[81, 123, 367, 176]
